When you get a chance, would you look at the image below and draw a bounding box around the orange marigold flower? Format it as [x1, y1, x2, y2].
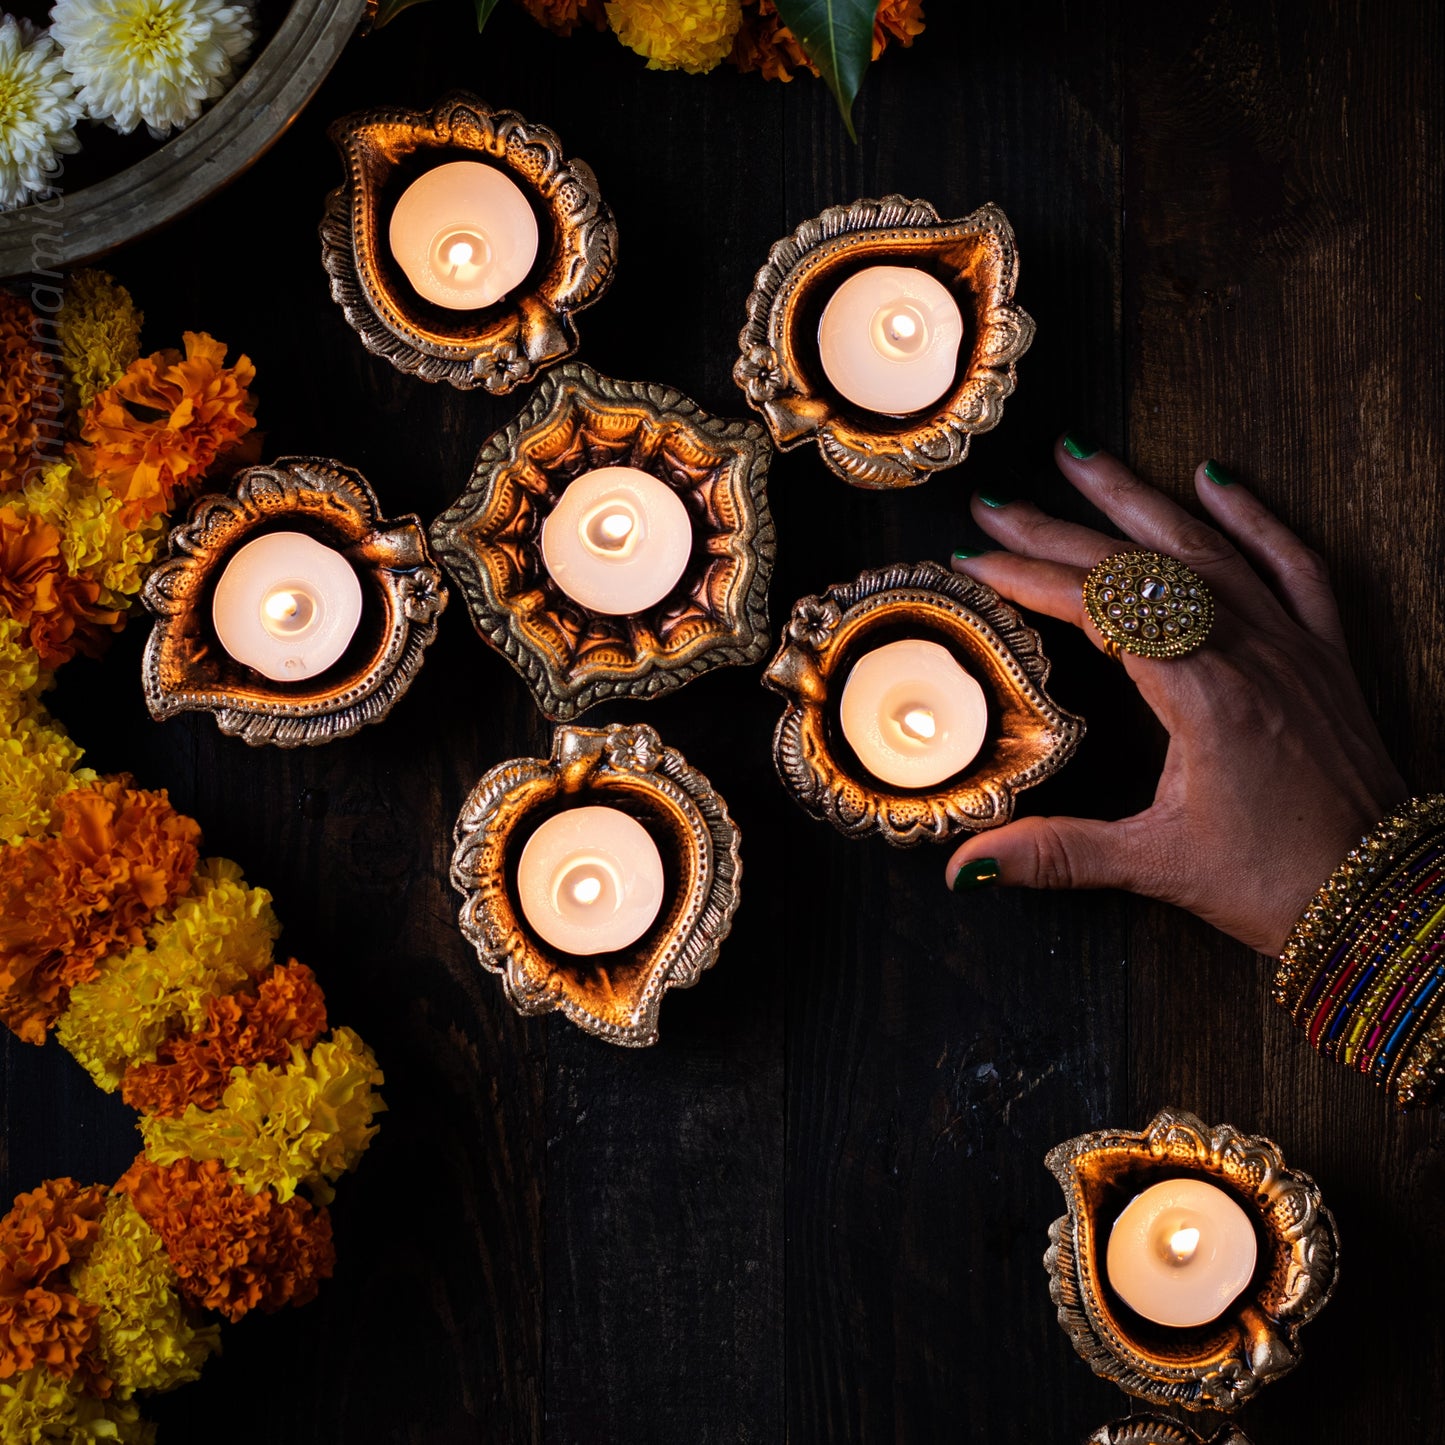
[0, 1178, 107, 1388]
[0, 503, 120, 669]
[0, 292, 42, 491]
[117, 1158, 335, 1324]
[0, 779, 201, 1044]
[873, 0, 925, 54]
[79, 332, 257, 527]
[122, 961, 330, 1118]
[518, 0, 607, 34]
[728, 0, 813, 79]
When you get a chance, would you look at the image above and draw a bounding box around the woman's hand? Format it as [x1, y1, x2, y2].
[944, 437, 1409, 956]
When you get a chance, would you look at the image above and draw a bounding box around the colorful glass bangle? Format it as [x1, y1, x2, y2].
[1275, 794, 1445, 1107]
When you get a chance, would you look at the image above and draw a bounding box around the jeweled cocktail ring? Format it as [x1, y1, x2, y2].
[1082, 550, 1214, 660]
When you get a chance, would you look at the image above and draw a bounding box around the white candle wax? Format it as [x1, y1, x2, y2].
[388, 161, 540, 310]
[539, 466, 693, 616]
[817, 265, 965, 415]
[838, 638, 987, 789]
[516, 805, 666, 956]
[1106, 1178, 1258, 1329]
[212, 531, 363, 683]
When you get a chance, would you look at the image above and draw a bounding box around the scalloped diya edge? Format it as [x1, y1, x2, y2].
[1087, 1419, 1253, 1445]
[430, 362, 776, 720]
[1045, 1107, 1339, 1414]
[733, 196, 1034, 488]
[320, 91, 617, 393]
[142, 457, 447, 747]
[763, 560, 1083, 846]
[449, 724, 741, 1046]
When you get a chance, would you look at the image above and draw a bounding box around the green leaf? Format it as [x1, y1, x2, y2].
[369, 0, 437, 29]
[772, 0, 877, 141]
[474, 0, 501, 30]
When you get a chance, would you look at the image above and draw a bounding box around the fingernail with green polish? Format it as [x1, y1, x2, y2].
[977, 490, 1014, 509]
[1203, 458, 1238, 487]
[1062, 431, 1101, 461]
[951, 547, 986, 563]
[951, 857, 1001, 892]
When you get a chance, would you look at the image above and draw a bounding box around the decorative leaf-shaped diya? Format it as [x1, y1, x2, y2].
[1045, 1108, 1339, 1413]
[430, 362, 776, 720]
[733, 196, 1034, 488]
[449, 724, 741, 1046]
[320, 91, 616, 392]
[763, 561, 1083, 846]
[142, 457, 446, 747]
[1088, 1420, 1253, 1445]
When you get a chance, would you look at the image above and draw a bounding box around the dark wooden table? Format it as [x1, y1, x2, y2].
[4, 2, 1443, 1440]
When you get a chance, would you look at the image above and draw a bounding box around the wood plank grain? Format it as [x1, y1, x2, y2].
[1122, 3, 1445, 1441]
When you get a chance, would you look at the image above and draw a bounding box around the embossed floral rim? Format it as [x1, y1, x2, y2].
[430, 362, 776, 720]
[449, 724, 742, 1047]
[733, 195, 1034, 488]
[763, 560, 1083, 846]
[142, 457, 447, 747]
[1088, 1418, 1254, 1445]
[1044, 1107, 1339, 1413]
[320, 91, 618, 393]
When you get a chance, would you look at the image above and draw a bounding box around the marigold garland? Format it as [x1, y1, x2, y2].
[68, 1196, 219, 1398]
[121, 960, 329, 1117]
[138, 1028, 385, 1205]
[58, 858, 280, 1091]
[78, 329, 257, 528]
[0, 274, 382, 1437]
[0, 1179, 107, 1388]
[0, 1366, 152, 1445]
[0, 290, 41, 491]
[118, 1159, 337, 1324]
[55, 267, 143, 411]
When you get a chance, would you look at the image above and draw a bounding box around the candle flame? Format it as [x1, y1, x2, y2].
[447, 240, 475, 267]
[264, 591, 300, 623]
[583, 505, 638, 555]
[889, 312, 918, 341]
[1167, 1226, 1201, 1263]
[899, 706, 937, 741]
[571, 875, 604, 906]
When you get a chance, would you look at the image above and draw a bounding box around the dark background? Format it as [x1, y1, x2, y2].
[3, 1, 1443, 1440]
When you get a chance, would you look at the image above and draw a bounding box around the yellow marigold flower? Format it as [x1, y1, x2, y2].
[0, 1367, 153, 1445]
[19, 460, 164, 612]
[607, 0, 742, 72]
[17, 458, 71, 522]
[139, 1027, 386, 1205]
[57, 858, 279, 1090]
[57, 270, 144, 410]
[0, 691, 94, 845]
[0, 615, 43, 707]
[68, 1195, 219, 1398]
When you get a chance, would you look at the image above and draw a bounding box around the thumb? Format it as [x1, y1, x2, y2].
[944, 815, 1138, 894]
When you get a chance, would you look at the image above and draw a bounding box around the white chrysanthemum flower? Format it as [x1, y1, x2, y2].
[0, 15, 83, 212]
[50, 0, 255, 140]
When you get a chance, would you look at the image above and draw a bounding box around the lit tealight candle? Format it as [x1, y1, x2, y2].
[1106, 1178, 1259, 1329]
[212, 532, 364, 683]
[838, 638, 987, 789]
[388, 161, 540, 310]
[516, 805, 666, 956]
[817, 265, 965, 415]
[539, 466, 693, 615]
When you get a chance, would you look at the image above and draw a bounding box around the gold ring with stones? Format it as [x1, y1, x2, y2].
[1082, 550, 1214, 660]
